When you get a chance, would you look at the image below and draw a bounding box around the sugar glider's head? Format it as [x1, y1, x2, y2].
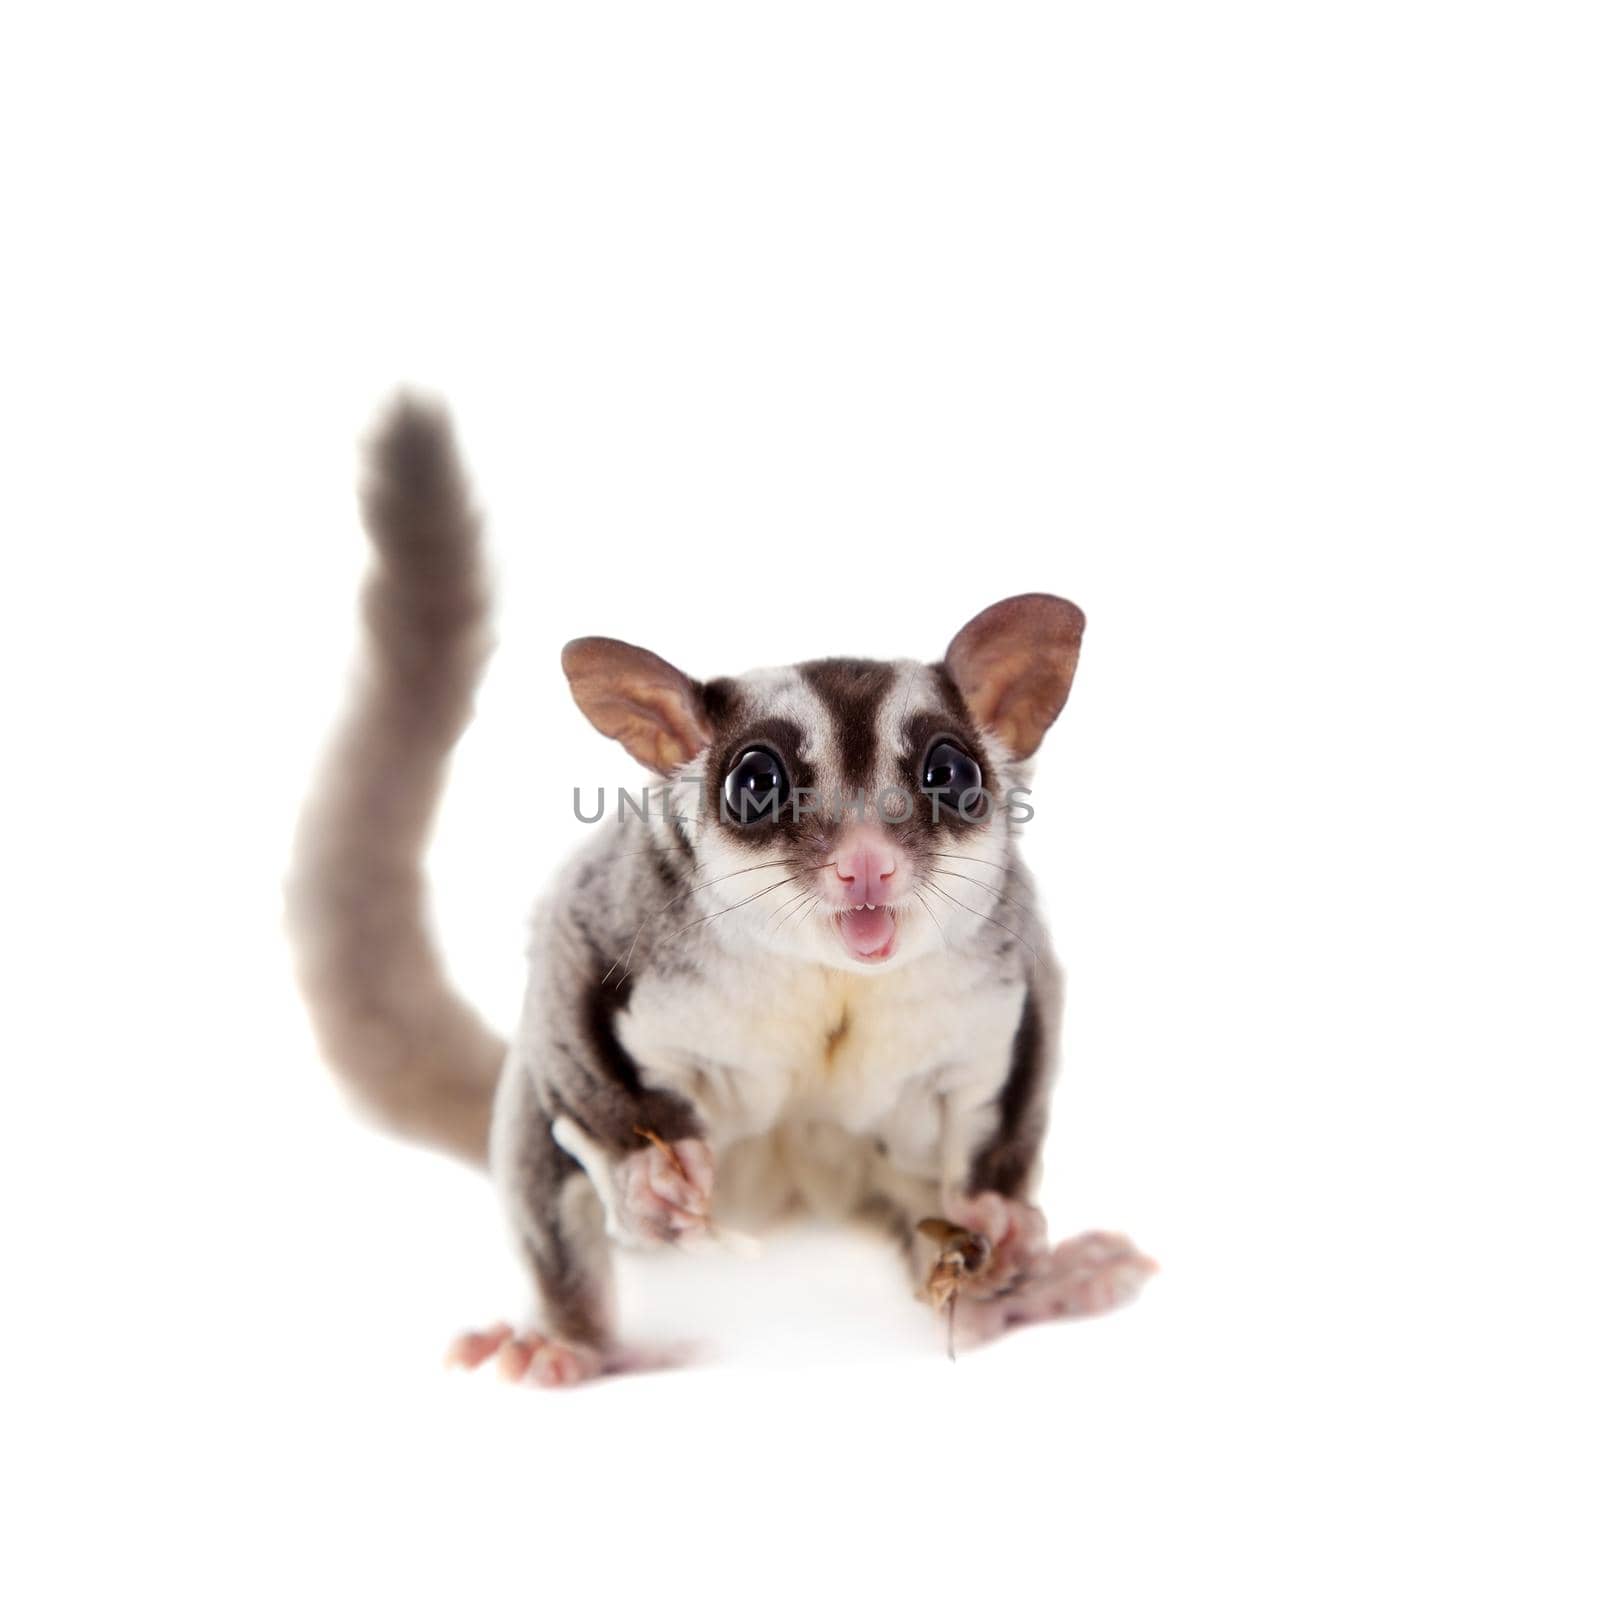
[562, 595, 1084, 973]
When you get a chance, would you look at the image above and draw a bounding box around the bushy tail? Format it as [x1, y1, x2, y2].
[287, 396, 504, 1165]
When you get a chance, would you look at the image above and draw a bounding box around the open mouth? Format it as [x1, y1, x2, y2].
[836, 903, 898, 962]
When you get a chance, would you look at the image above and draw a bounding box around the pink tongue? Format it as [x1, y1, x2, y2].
[841, 906, 896, 959]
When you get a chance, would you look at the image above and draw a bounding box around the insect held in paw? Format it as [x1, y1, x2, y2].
[916, 1217, 992, 1359]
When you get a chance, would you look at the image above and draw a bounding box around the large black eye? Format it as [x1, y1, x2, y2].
[721, 746, 791, 825]
[921, 738, 985, 816]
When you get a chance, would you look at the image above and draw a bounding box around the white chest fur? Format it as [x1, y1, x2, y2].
[617, 947, 1025, 1184]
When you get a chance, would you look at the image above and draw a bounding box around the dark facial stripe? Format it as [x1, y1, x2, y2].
[798, 658, 900, 797]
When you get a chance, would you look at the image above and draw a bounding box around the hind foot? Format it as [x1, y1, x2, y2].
[445, 1323, 604, 1388]
[952, 1228, 1158, 1344]
[446, 1323, 697, 1387]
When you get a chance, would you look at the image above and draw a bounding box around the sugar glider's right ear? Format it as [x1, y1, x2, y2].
[561, 637, 713, 775]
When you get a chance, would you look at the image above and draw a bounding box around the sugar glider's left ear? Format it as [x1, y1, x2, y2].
[561, 636, 713, 775]
[944, 593, 1086, 759]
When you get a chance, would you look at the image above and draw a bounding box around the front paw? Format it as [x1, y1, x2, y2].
[918, 1192, 1157, 1339]
[614, 1135, 715, 1247]
[932, 1192, 1049, 1301]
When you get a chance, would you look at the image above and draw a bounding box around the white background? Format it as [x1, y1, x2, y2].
[3, 3, 1596, 1595]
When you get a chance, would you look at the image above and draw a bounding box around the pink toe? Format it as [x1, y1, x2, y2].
[446, 1323, 512, 1369]
[497, 1338, 537, 1383]
[528, 1342, 599, 1388]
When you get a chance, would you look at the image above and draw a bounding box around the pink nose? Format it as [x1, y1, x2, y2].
[834, 833, 900, 904]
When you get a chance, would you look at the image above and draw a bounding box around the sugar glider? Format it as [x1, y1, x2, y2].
[288, 396, 1155, 1386]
